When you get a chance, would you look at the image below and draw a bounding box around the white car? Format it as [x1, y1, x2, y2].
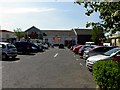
[0, 42, 18, 60]
[86, 48, 120, 70]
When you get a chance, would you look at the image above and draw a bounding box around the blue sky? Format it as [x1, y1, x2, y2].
[0, 0, 100, 31]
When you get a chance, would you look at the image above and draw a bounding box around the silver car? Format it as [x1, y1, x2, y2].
[0, 42, 18, 60]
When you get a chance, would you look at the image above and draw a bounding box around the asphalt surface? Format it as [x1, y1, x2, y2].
[2, 47, 96, 88]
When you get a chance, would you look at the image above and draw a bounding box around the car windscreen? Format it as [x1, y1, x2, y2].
[7, 44, 16, 49]
[104, 48, 120, 56]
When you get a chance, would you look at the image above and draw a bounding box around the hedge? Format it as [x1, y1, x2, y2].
[93, 60, 120, 90]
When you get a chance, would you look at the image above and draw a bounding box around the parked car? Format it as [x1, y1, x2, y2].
[86, 47, 120, 70]
[83, 46, 116, 60]
[78, 45, 95, 57]
[0, 42, 18, 60]
[59, 44, 64, 49]
[32, 43, 44, 52]
[42, 42, 49, 49]
[72, 45, 83, 54]
[14, 41, 38, 54]
[71, 44, 79, 50]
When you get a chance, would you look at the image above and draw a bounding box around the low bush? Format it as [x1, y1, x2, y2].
[93, 60, 120, 90]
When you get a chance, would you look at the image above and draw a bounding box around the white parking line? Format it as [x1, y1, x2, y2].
[13, 60, 20, 63]
[76, 59, 79, 61]
[54, 53, 58, 58]
[80, 63, 82, 66]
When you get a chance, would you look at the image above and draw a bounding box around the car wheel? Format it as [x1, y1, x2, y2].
[2, 53, 8, 60]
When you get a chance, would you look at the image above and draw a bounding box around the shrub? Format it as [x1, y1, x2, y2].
[93, 60, 120, 90]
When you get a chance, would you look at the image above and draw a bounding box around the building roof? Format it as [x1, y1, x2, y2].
[0, 30, 13, 33]
[25, 26, 42, 33]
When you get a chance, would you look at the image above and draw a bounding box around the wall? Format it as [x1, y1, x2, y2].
[0, 31, 16, 42]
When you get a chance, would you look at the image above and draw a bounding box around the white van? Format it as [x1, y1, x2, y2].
[85, 42, 95, 45]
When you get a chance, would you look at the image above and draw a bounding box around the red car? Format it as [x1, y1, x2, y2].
[72, 45, 83, 54]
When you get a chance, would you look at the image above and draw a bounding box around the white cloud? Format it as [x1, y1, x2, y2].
[0, 7, 56, 14]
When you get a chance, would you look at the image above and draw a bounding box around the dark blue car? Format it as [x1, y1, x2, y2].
[14, 41, 38, 54]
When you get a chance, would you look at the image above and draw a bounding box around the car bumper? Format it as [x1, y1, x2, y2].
[86, 62, 94, 70]
[7, 52, 17, 57]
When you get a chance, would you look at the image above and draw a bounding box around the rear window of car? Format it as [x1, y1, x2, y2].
[93, 47, 105, 52]
[7, 44, 16, 49]
[2, 44, 6, 48]
[93, 47, 115, 52]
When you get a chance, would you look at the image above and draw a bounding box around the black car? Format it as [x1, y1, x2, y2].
[14, 41, 38, 54]
[33, 43, 44, 52]
[59, 44, 64, 49]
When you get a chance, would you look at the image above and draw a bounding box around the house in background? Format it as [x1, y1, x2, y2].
[108, 31, 120, 46]
[42, 28, 92, 46]
[24, 26, 46, 40]
[42, 30, 77, 46]
[0, 30, 16, 43]
[73, 28, 92, 45]
[24, 26, 92, 46]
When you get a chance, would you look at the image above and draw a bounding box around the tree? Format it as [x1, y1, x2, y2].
[91, 26, 105, 44]
[14, 28, 25, 41]
[75, 1, 120, 34]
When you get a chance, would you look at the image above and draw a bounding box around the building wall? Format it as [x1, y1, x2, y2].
[109, 34, 120, 47]
[111, 38, 120, 46]
[44, 35, 77, 46]
[77, 35, 92, 45]
[0, 31, 16, 42]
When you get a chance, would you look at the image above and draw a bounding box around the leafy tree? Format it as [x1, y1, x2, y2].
[91, 26, 105, 44]
[14, 28, 25, 41]
[75, 1, 120, 34]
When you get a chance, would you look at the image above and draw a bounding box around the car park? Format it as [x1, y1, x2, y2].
[83, 46, 116, 60]
[0, 42, 18, 60]
[86, 47, 120, 70]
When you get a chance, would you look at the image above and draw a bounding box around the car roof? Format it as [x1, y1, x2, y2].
[0, 42, 10, 45]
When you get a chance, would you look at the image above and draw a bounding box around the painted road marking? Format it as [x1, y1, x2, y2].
[76, 59, 79, 61]
[80, 63, 82, 66]
[54, 53, 58, 58]
[13, 60, 20, 63]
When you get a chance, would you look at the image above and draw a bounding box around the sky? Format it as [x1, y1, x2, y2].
[0, 0, 100, 31]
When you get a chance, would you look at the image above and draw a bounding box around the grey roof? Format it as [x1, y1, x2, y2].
[25, 26, 42, 33]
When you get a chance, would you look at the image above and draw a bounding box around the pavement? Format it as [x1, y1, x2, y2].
[2, 47, 97, 88]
